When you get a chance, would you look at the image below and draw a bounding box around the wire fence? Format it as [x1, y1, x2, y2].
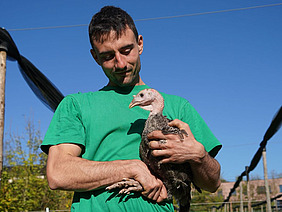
[213, 106, 282, 210]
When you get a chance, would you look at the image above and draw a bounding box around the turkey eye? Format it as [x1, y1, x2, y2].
[140, 93, 144, 97]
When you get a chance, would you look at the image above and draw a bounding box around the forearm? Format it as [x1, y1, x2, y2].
[149, 119, 221, 192]
[47, 145, 136, 191]
[190, 151, 221, 193]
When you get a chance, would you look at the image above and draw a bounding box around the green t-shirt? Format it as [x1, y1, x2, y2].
[42, 84, 221, 212]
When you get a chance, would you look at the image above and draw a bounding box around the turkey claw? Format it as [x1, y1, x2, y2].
[106, 178, 143, 194]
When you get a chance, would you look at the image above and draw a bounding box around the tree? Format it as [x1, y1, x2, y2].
[0, 117, 73, 211]
[189, 186, 224, 211]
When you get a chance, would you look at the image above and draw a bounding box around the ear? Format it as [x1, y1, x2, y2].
[137, 35, 144, 55]
[90, 49, 101, 66]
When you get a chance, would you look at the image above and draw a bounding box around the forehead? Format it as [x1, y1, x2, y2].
[93, 28, 137, 53]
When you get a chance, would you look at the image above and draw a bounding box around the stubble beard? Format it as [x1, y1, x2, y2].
[109, 61, 141, 87]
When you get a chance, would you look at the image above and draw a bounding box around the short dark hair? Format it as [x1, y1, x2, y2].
[89, 6, 139, 47]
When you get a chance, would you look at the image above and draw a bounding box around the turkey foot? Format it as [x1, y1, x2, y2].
[106, 178, 143, 194]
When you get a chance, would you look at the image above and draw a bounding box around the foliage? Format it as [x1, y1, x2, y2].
[189, 187, 224, 211]
[0, 118, 73, 212]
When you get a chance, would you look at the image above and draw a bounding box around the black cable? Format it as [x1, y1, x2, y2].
[0, 28, 64, 112]
[215, 107, 282, 209]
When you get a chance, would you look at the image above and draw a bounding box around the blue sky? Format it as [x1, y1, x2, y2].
[1, 0, 281, 183]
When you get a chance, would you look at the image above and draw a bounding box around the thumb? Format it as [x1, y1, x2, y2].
[168, 119, 188, 130]
[168, 119, 193, 137]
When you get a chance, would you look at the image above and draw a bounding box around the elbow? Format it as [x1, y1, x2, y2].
[203, 162, 221, 193]
[209, 179, 221, 193]
[47, 166, 63, 190]
[47, 174, 60, 190]
[46, 158, 67, 190]
[46, 145, 74, 190]
[209, 159, 221, 193]
[210, 167, 221, 193]
[201, 179, 221, 193]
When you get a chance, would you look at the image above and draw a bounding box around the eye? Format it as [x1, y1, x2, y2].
[102, 54, 114, 61]
[140, 93, 144, 97]
[121, 48, 132, 55]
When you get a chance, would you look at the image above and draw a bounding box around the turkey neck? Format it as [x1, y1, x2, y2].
[149, 94, 164, 116]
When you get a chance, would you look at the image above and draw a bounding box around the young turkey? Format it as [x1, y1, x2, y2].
[107, 88, 200, 212]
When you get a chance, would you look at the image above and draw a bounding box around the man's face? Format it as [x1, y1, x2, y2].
[91, 28, 144, 87]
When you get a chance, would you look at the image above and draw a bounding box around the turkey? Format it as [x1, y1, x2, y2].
[107, 88, 200, 212]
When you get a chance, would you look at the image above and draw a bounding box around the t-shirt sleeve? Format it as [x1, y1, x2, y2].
[180, 101, 222, 158]
[41, 95, 86, 154]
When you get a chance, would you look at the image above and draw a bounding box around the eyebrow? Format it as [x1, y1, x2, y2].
[119, 44, 134, 51]
[99, 44, 135, 56]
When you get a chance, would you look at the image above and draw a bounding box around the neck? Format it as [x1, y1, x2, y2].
[107, 76, 145, 87]
[150, 97, 164, 116]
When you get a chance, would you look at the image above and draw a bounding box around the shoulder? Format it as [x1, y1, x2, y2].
[60, 90, 106, 107]
[159, 91, 192, 110]
[65, 91, 98, 101]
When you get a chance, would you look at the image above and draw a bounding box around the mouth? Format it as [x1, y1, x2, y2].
[115, 70, 130, 75]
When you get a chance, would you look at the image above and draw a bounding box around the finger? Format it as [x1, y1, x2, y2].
[141, 188, 153, 197]
[141, 178, 162, 198]
[156, 185, 168, 203]
[148, 187, 161, 201]
[147, 131, 166, 140]
[149, 140, 168, 149]
[158, 158, 172, 164]
[152, 187, 161, 201]
[151, 149, 170, 157]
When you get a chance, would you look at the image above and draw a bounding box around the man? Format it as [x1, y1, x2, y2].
[41, 6, 222, 212]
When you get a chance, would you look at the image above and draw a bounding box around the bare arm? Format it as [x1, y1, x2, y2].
[46, 143, 167, 202]
[147, 119, 221, 193]
[185, 147, 221, 193]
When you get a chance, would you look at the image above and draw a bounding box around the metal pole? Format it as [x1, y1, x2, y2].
[245, 166, 251, 212]
[262, 148, 272, 212]
[0, 50, 7, 183]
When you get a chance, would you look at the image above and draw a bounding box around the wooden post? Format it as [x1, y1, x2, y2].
[245, 166, 251, 212]
[240, 181, 244, 212]
[0, 50, 7, 183]
[262, 148, 272, 212]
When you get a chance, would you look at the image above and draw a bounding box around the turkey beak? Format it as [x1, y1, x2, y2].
[129, 101, 137, 108]
[129, 95, 137, 108]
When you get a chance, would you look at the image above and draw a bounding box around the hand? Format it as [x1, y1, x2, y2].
[147, 119, 207, 164]
[129, 160, 167, 203]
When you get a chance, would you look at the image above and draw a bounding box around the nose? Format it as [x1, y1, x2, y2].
[115, 53, 127, 70]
